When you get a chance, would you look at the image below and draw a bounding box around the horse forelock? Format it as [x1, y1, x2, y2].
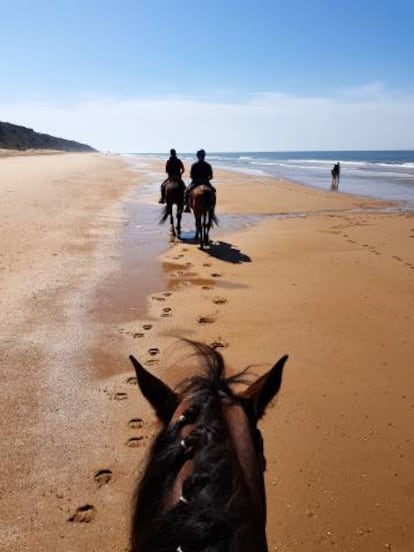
[131, 348, 267, 552]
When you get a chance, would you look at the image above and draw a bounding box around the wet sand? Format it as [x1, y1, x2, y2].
[1, 153, 413, 551]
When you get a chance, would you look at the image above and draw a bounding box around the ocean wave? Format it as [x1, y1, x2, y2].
[286, 159, 336, 165]
[374, 162, 414, 169]
[249, 161, 280, 166]
[203, 152, 414, 204]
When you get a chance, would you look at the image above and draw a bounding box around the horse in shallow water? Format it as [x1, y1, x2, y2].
[331, 162, 340, 191]
[189, 185, 218, 249]
[129, 341, 288, 552]
[160, 179, 185, 238]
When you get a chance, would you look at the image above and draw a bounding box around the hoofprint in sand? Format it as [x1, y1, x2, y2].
[0, 152, 144, 551]
[120, 160, 414, 551]
[1, 153, 413, 551]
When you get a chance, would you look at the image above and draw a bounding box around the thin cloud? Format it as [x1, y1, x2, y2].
[1, 85, 413, 152]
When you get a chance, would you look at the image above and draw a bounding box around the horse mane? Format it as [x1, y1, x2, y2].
[130, 343, 260, 552]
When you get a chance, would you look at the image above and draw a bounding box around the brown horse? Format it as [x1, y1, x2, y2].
[159, 179, 185, 238]
[129, 341, 288, 552]
[189, 185, 218, 249]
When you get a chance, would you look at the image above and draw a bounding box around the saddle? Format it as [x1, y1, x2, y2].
[194, 182, 213, 191]
[191, 182, 215, 194]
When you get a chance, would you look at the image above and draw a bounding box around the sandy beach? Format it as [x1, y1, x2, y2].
[1, 152, 413, 551]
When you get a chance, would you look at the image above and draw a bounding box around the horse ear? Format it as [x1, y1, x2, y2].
[129, 355, 179, 425]
[238, 355, 288, 420]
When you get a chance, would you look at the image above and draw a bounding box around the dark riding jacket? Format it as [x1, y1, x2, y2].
[190, 160, 213, 185]
[166, 157, 184, 179]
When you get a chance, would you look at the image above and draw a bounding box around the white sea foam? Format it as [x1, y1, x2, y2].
[208, 150, 414, 205]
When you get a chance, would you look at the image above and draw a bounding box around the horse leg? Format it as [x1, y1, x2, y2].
[196, 215, 203, 249]
[199, 219, 204, 249]
[205, 213, 211, 246]
[169, 207, 176, 237]
[202, 213, 208, 247]
[194, 214, 199, 241]
[177, 207, 182, 238]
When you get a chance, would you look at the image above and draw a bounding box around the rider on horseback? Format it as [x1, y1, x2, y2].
[331, 161, 340, 191]
[184, 149, 216, 212]
[159, 149, 186, 204]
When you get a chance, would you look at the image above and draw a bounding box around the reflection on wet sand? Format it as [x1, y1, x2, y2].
[93, 186, 260, 320]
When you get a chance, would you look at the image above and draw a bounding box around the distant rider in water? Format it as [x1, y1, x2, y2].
[184, 149, 215, 212]
[159, 149, 186, 203]
[331, 161, 340, 191]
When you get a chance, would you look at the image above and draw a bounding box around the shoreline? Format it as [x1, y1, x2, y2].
[123, 152, 414, 212]
[1, 152, 413, 551]
[223, 166, 414, 212]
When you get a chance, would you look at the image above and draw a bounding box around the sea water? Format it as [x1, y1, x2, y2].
[118, 150, 414, 307]
[165, 150, 414, 207]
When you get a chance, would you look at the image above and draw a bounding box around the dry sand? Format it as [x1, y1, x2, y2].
[1, 153, 413, 551]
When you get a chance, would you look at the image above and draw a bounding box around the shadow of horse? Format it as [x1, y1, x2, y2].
[207, 240, 251, 264]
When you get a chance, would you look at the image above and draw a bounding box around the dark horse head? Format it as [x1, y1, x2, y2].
[129, 341, 288, 552]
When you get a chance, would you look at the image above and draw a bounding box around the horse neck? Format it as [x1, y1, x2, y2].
[131, 388, 268, 552]
[224, 402, 267, 518]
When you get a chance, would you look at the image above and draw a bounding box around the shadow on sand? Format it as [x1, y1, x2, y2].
[178, 232, 251, 264]
[206, 240, 251, 264]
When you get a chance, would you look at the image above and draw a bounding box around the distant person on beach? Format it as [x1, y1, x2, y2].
[159, 149, 186, 203]
[184, 149, 215, 212]
[331, 162, 340, 191]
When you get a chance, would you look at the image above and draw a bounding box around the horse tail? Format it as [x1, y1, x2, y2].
[159, 204, 170, 224]
[210, 211, 219, 227]
[209, 188, 219, 227]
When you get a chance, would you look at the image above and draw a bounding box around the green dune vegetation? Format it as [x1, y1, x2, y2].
[0, 121, 96, 152]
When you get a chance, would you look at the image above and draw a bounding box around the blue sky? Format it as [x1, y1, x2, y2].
[1, 0, 414, 151]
